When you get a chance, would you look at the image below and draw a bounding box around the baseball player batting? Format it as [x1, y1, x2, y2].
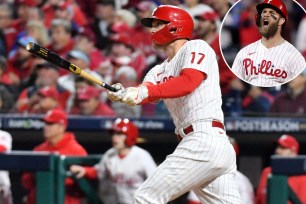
[108, 5, 241, 203]
[231, 0, 306, 87]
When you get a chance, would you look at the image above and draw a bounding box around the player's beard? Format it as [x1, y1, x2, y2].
[258, 19, 279, 39]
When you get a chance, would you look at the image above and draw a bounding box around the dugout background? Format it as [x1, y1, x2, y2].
[3, 116, 306, 204]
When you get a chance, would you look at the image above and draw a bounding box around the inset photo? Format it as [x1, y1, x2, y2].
[220, 0, 306, 87]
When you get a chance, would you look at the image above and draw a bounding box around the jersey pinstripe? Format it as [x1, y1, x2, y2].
[143, 40, 224, 134]
[135, 39, 241, 203]
[232, 40, 306, 87]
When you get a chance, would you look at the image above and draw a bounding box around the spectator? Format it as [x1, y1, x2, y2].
[22, 109, 87, 204]
[134, 1, 157, 65]
[109, 33, 147, 78]
[179, 0, 214, 18]
[6, 36, 36, 86]
[0, 56, 17, 96]
[295, 14, 306, 57]
[74, 28, 105, 71]
[92, 0, 116, 50]
[270, 72, 306, 115]
[187, 136, 255, 204]
[16, 62, 70, 113]
[42, 0, 87, 28]
[256, 135, 306, 204]
[30, 86, 63, 114]
[47, 19, 74, 71]
[111, 66, 142, 118]
[70, 85, 115, 116]
[0, 85, 14, 113]
[58, 49, 103, 110]
[204, 0, 233, 20]
[12, 0, 38, 34]
[71, 76, 100, 105]
[242, 86, 274, 114]
[0, 4, 16, 54]
[238, 0, 261, 47]
[25, 20, 50, 46]
[113, 9, 137, 30]
[70, 118, 157, 204]
[0, 130, 13, 204]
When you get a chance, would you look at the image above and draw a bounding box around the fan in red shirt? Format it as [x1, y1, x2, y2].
[21, 109, 87, 204]
[6, 36, 36, 86]
[11, 0, 38, 34]
[30, 86, 65, 114]
[16, 62, 71, 113]
[256, 135, 306, 204]
[109, 33, 147, 79]
[0, 4, 17, 54]
[74, 28, 105, 71]
[70, 85, 116, 116]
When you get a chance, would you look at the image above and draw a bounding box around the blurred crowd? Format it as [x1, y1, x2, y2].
[0, 0, 305, 118]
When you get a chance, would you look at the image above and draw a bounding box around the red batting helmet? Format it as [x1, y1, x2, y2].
[141, 5, 194, 45]
[112, 118, 139, 147]
[256, 0, 288, 26]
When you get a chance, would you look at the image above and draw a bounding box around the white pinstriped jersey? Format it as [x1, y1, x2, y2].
[0, 130, 12, 187]
[143, 40, 223, 134]
[187, 170, 254, 204]
[232, 40, 306, 87]
[95, 146, 156, 204]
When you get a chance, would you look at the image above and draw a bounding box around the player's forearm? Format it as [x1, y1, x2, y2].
[147, 69, 206, 98]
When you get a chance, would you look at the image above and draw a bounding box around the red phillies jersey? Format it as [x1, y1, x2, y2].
[22, 132, 87, 204]
[256, 167, 306, 204]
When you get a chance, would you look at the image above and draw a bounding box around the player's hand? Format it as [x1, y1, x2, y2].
[122, 86, 148, 106]
[107, 83, 125, 102]
[69, 165, 86, 179]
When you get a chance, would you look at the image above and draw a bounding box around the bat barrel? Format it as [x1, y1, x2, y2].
[26, 42, 70, 69]
[26, 41, 39, 53]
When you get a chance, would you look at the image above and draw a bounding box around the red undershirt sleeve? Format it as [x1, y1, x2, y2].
[146, 68, 207, 99]
[84, 166, 98, 180]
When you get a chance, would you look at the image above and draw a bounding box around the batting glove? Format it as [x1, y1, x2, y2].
[107, 83, 125, 102]
[122, 86, 149, 106]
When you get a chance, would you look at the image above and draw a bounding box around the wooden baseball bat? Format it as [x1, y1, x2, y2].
[26, 42, 117, 92]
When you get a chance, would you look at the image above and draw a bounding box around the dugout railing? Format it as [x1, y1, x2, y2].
[0, 151, 102, 204]
[267, 156, 306, 204]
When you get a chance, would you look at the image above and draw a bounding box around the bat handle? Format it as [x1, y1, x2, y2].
[103, 83, 118, 92]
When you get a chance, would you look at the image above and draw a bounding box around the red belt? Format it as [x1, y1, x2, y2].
[177, 120, 225, 141]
